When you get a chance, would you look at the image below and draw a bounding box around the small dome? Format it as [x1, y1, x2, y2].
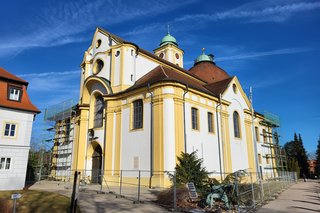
[160, 33, 178, 46]
[194, 48, 214, 65]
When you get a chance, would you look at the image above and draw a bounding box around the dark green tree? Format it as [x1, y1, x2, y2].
[315, 137, 320, 176]
[297, 134, 310, 177]
[175, 151, 209, 191]
[284, 133, 309, 177]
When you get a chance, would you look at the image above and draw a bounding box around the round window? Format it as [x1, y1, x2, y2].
[159, 53, 164, 58]
[93, 59, 104, 74]
[96, 39, 102, 48]
[175, 53, 179, 59]
[232, 83, 237, 94]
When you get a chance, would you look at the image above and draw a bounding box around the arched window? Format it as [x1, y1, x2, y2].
[233, 111, 241, 138]
[94, 95, 104, 128]
[133, 99, 143, 129]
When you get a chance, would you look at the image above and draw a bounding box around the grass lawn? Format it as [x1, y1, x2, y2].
[0, 190, 76, 213]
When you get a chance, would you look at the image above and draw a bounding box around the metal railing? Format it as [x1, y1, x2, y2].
[36, 169, 297, 212]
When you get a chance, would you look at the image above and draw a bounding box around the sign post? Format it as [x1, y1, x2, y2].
[11, 193, 22, 213]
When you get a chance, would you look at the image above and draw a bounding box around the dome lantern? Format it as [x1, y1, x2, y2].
[194, 48, 214, 65]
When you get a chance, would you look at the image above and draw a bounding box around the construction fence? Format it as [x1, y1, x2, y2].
[36, 169, 297, 212]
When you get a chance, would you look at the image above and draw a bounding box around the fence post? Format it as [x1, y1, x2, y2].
[136, 170, 141, 203]
[173, 171, 177, 212]
[70, 171, 80, 213]
[119, 170, 123, 197]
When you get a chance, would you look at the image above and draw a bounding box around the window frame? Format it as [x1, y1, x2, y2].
[93, 96, 104, 128]
[191, 107, 199, 130]
[0, 157, 11, 170]
[132, 99, 143, 129]
[7, 85, 22, 102]
[263, 129, 268, 143]
[4, 123, 17, 137]
[255, 126, 260, 142]
[207, 112, 214, 133]
[233, 111, 241, 138]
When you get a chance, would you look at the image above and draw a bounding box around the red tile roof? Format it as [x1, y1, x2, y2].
[112, 65, 233, 98]
[0, 68, 40, 113]
[189, 61, 230, 83]
[0, 67, 28, 85]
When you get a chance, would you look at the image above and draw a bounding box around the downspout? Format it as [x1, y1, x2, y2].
[147, 84, 154, 188]
[216, 94, 223, 181]
[183, 85, 189, 153]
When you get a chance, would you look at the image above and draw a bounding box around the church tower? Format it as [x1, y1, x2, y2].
[154, 28, 184, 67]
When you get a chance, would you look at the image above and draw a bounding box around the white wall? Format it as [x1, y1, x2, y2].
[223, 81, 250, 172]
[184, 98, 222, 173]
[121, 102, 151, 177]
[0, 108, 35, 190]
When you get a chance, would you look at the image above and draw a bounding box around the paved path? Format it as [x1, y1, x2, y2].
[257, 180, 320, 213]
[29, 181, 170, 213]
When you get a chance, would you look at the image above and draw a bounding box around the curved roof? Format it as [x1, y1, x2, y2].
[160, 33, 178, 46]
[189, 61, 230, 83]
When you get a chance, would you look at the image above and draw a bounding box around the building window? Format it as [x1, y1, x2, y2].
[208, 112, 214, 133]
[191, 108, 199, 130]
[4, 123, 16, 137]
[94, 96, 104, 128]
[263, 129, 267, 143]
[0, 157, 11, 170]
[8, 87, 21, 101]
[233, 111, 241, 138]
[258, 154, 262, 164]
[255, 126, 259, 142]
[133, 99, 143, 129]
[266, 155, 271, 164]
[93, 59, 104, 74]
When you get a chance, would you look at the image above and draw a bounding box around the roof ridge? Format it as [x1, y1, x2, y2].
[160, 66, 169, 78]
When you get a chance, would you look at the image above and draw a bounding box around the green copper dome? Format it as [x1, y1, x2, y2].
[194, 48, 214, 65]
[160, 33, 178, 46]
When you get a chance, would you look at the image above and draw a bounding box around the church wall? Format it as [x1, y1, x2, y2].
[135, 54, 159, 80]
[184, 94, 222, 173]
[223, 82, 250, 172]
[120, 101, 151, 176]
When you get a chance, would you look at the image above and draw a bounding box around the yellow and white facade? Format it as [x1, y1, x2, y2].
[72, 28, 276, 186]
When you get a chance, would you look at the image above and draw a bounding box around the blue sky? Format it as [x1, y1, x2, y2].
[0, 0, 319, 153]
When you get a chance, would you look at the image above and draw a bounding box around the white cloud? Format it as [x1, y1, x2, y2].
[215, 47, 311, 62]
[176, 0, 320, 23]
[0, 0, 197, 57]
[126, 0, 320, 37]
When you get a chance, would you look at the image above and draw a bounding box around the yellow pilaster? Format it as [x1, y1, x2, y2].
[221, 110, 232, 173]
[153, 94, 164, 185]
[245, 119, 256, 173]
[76, 107, 89, 170]
[174, 95, 184, 161]
[105, 109, 115, 171]
[114, 110, 122, 171]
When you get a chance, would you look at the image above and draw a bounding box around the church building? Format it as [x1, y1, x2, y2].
[72, 28, 276, 185]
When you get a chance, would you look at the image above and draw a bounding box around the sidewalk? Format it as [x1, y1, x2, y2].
[257, 179, 320, 213]
[29, 181, 169, 213]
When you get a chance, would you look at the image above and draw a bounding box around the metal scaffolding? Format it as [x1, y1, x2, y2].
[259, 111, 287, 177]
[44, 98, 77, 181]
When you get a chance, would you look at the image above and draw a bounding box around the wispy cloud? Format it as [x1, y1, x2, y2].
[19, 70, 80, 92]
[0, 0, 197, 57]
[126, 0, 320, 36]
[176, 0, 320, 23]
[19, 70, 79, 78]
[215, 47, 310, 62]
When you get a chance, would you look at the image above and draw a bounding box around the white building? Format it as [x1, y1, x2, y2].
[0, 68, 40, 190]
